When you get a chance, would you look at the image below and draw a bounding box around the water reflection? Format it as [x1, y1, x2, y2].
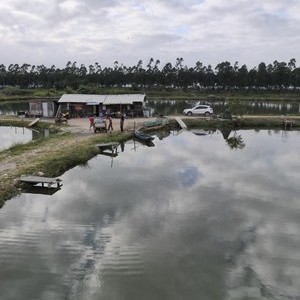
[147, 100, 300, 116]
[0, 126, 33, 150]
[225, 132, 246, 150]
[0, 130, 300, 299]
[0, 101, 29, 115]
[21, 185, 62, 195]
[1, 100, 299, 117]
[0, 126, 51, 150]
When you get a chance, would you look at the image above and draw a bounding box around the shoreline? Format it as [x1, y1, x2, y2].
[0, 114, 299, 207]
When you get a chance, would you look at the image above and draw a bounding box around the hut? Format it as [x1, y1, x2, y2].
[29, 99, 58, 118]
[57, 94, 146, 118]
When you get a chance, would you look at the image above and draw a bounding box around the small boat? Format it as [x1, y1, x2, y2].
[143, 116, 169, 128]
[135, 139, 155, 147]
[191, 129, 209, 136]
[134, 130, 154, 142]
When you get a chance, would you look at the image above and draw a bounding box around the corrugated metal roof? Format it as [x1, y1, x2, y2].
[104, 94, 146, 105]
[58, 94, 145, 104]
[58, 94, 106, 104]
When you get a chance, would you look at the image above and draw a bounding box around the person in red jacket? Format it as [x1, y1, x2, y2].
[89, 115, 95, 130]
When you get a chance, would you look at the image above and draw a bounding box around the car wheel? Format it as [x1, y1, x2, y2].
[187, 111, 193, 116]
[204, 112, 210, 117]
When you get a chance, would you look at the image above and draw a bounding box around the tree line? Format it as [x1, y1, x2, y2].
[0, 58, 299, 92]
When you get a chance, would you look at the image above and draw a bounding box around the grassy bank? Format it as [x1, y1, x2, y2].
[0, 121, 132, 207]
[1, 115, 299, 207]
[145, 90, 300, 102]
[180, 116, 300, 129]
[1, 88, 300, 102]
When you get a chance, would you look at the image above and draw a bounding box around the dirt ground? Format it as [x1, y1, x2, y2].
[0, 115, 161, 177]
[62, 116, 159, 134]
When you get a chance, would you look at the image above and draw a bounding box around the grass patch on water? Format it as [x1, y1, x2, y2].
[181, 116, 300, 129]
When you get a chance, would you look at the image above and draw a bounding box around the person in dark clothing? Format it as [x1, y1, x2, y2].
[107, 115, 113, 131]
[120, 114, 125, 132]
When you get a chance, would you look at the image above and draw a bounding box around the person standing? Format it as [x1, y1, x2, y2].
[120, 114, 125, 132]
[89, 115, 95, 130]
[107, 115, 113, 131]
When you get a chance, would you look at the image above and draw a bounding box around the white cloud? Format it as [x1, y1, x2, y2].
[0, 0, 299, 68]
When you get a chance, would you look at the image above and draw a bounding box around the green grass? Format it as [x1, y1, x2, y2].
[1, 87, 300, 102]
[180, 116, 300, 130]
[0, 126, 132, 207]
[0, 113, 298, 207]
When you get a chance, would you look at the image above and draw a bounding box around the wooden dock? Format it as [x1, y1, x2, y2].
[95, 142, 119, 151]
[20, 175, 62, 188]
[27, 118, 40, 127]
[174, 117, 187, 129]
[95, 142, 119, 159]
[282, 119, 293, 130]
[95, 142, 119, 150]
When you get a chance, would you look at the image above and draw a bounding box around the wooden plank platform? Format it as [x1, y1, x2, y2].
[175, 117, 187, 129]
[98, 150, 118, 158]
[28, 118, 40, 127]
[282, 120, 293, 129]
[95, 142, 119, 150]
[20, 175, 62, 188]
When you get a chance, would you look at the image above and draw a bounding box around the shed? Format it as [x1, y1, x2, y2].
[29, 99, 58, 118]
[58, 94, 146, 118]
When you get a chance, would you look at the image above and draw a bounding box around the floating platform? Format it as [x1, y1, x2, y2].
[95, 142, 119, 150]
[98, 150, 118, 157]
[20, 175, 62, 188]
[175, 117, 187, 129]
[143, 117, 169, 128]
[95, 142, 119, 159]
[27, 118, 40, 127]
[282, 119, 293, 129]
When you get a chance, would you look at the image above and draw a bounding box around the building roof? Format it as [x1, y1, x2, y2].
[58, 94, 145, 105]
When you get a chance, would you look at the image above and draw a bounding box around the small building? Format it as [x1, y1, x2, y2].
[57, 94, 146, 118]
[29, 99, 58, 117]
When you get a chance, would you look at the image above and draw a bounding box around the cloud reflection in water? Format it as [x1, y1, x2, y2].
[0, 129, 300, 299]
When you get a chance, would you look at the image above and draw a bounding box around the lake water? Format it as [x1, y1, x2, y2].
[0, 101, 29, 115]
[0, 126, 34, 150]
[147, 100, 300, 116]
[1, 100, 300, 117]
[0, 129, 300, 300]
[0, 126, 50, 150]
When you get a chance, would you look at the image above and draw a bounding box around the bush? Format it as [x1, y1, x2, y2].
[2, 86, 33, 96]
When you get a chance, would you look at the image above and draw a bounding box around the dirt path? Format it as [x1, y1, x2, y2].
[0, 117, 155, 183]
[64, 116, 157, 134]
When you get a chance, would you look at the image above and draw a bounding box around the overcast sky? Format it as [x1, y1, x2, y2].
[1, 0, 299, 69]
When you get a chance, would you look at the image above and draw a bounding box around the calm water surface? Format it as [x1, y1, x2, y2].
[147, 100, 300, 116]
[1, 100, 299, 116]
[0, 101, 29, 115]
[0, 130, 300, 300]
[0, 126, 33, 150]
[0, 126, 50, 150]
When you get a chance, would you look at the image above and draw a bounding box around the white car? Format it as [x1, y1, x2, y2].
[183, 105, 213, 116]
